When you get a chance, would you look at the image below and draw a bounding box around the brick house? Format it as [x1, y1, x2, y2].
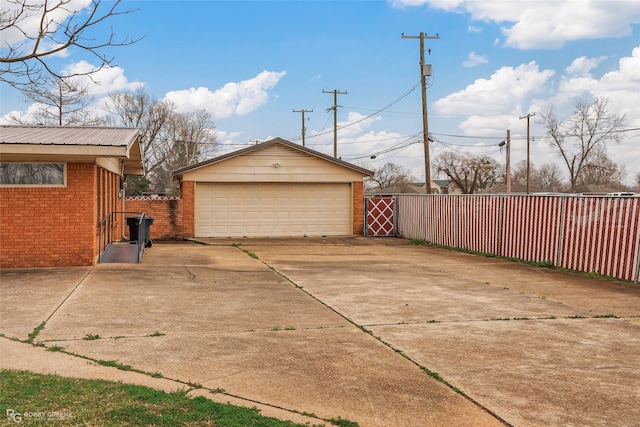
[0, 125, 143, 268]
[173, 138, 373, 238]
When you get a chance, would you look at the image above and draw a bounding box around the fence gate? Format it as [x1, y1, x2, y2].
[366, 196, 396, 236]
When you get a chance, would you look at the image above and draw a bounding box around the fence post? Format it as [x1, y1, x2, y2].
[363, 196, 368, 237]
[555, 196, 567, 267]
[497, 196, 505, 258]
[634, 200, 640, 283]
[634, 245, 640, 284]
[423, 194, 428, 242]
[393, 195, 398, 237]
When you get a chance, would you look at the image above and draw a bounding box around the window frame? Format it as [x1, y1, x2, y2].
[0, 162, 67, 188]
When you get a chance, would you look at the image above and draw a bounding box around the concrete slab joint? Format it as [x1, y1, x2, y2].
[2, 238, 639, 427]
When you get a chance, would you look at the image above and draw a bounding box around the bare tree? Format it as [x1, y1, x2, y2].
[509, 160, 565, 192]
[105, 88, 217, 195]
[151, 109, 217, 194]
[578, 147, 627, 186]
[435, 151, 500, 194]
[105, 87, 174, 182]
[511, 160, 540, 189]
[365, 162, 414, 190]
[538, 163, 565, 192]
[539, 97, 627, 192]
[6, 76, 103, 125]
[1, 0, 139, 88]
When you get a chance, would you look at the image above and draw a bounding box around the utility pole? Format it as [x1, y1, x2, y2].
[323, 89, 347, 158]
[519, 113, 535, 194]
[402, 32, 439, 194]
[499, 130, 512, 194]
[292, 109, 313, 147]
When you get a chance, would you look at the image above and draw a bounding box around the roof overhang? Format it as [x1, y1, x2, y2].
[173, 137, 374, 177]
[0, 126, 144, 176]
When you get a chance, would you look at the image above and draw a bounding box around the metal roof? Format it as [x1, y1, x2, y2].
[173, 137, 374, 177]
[0, 125, 140, 147]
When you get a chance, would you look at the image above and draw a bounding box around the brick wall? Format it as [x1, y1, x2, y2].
[124, 197, 186, 240]
[0, 163, 97, 268]
[122, 180, 195, 240]
[124, 180, 364, 240]
[181, 181, 195, 237]
[353, 180, 365, 235]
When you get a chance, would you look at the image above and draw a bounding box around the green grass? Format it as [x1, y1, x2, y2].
[83, 334, 101, 341]
[408, 238, 634, 283]
[233, 243, 260, 260]
[25, 322, 46, 344]
[0, 369, 334, 426]
[97, 360, 133, 371]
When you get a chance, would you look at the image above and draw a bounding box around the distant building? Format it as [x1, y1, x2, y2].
[365, 180, 443, 196]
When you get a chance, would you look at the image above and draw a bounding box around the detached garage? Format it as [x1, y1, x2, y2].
[173, 138, 372, 238]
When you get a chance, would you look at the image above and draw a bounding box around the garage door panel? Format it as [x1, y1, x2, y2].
[199, 210, 213, 219]
[195, 182, 351, 237]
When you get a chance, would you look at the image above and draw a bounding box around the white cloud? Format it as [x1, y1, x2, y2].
[462, 52, 488, 68]
[0, 0, 92, 47]
[62, 61, 143, 95]
[467, 25, 482, 33]
[304, 111, 391, 159]
[165, 70, 286, 118]
[430, 46, 640, 185]
[339, 111, 383, 136]
[0, 103, 47, 125]
[391, 0, 640, 49]
[556, 46, 640, 126]
[500, 1, 640, 49]
[433, 61, 555, 118]
[565, 56, 607, 77]
[0, 60, 142, 124]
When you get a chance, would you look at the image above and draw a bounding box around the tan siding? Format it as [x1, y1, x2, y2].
[182, 145, 363, 183]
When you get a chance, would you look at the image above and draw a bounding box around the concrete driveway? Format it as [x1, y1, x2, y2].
[1, 237, 639, 426]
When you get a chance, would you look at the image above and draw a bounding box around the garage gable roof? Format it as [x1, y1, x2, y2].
[173, 137, 373, 177]
[0, 125, 144, 175]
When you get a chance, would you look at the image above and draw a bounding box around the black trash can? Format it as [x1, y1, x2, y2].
[127, 216, 154, 247]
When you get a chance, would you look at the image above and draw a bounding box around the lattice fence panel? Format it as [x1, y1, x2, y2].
[366, 197, 396, 236]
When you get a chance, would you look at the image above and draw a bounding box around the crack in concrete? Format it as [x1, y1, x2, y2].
[45, 266, 96, 324]
[246, 250, 512, 427]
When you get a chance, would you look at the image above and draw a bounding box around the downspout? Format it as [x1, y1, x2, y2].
[121, 161, 126, 240]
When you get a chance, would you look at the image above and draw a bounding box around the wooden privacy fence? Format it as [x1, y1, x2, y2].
[390, 195, 640, 283]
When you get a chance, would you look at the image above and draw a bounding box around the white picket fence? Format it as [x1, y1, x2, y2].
[391, 194, 640, 282]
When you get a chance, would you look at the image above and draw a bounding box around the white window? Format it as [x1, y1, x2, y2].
[0, 163, 66, 186]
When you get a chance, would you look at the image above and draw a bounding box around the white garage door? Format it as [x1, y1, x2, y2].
[195, 182, 352, 237]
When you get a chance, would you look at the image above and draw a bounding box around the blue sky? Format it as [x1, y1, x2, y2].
[2, 0, 640, 185]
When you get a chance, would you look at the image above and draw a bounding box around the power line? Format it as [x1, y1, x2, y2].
[303, 82, 419, 141]
[345, 131, 422, 161]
